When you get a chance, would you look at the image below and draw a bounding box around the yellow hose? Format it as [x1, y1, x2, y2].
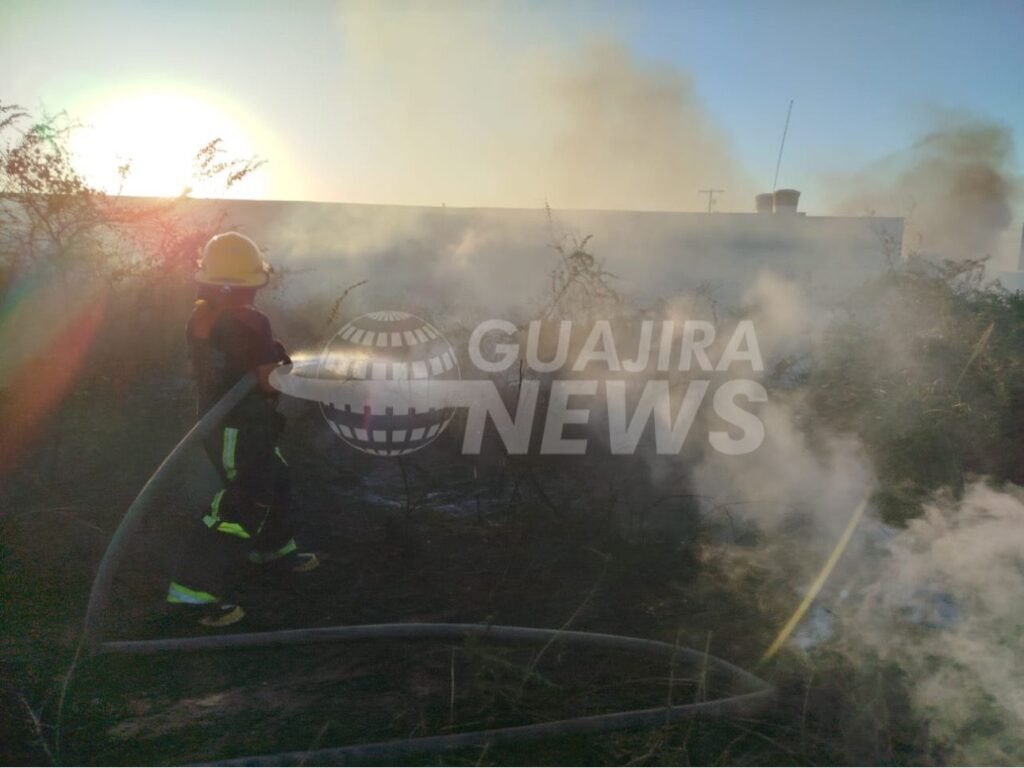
[759, 496, 868, 665]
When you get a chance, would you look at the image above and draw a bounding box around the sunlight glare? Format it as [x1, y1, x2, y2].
[68, 88, 267, 199]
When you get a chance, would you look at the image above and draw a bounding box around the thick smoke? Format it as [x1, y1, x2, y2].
[690, 272, 875, 540]
[687, 273, 1024, 762]
[831, 116, 1020, 264]
[194, 13, 1023, 756]
[843, 483, 1024, 763]
[334, 2, 748, 211]
[542, 39, 748, 212]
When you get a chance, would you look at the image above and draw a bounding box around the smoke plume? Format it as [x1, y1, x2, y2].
[334, 2, 748, 211]
[687, 275, 1024, 763]
[831, 115, 1020, 263]
[844, 483, 1024, 763]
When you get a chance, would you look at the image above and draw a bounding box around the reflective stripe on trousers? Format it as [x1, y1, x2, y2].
[222, 427, 239, 480]
[167, 580, 218, 604]
[248, 537, 298, 564]
[202, 489, 252, 539]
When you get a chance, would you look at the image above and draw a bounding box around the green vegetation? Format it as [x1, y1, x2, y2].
[804, 258, 1024, 523]
[3, 100, 1024, 765]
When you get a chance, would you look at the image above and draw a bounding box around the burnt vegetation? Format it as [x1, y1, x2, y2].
[2, 102, 1024, 765]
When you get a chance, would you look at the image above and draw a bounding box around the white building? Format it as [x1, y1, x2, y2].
[181, 189, 905, 315]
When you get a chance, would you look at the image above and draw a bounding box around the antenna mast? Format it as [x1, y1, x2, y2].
[772, 99, 794, 193]
[698, 188, 725, 213]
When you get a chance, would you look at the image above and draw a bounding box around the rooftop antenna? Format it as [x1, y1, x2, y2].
[772, 99, 794, 193]
[698, 188, 725, 213]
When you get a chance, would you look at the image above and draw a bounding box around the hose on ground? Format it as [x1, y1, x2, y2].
[56, 374, 259, 755]
[205, 691, 770, 766]
[80, 372, 258, 652]
[71, 372, 775, 765]
[97, 623, 773, 767]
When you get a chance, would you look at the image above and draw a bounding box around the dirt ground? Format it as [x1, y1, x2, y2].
[1, 381, 901, 766]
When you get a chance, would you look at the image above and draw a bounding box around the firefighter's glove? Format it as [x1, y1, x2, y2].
[273, 340, 292, 366]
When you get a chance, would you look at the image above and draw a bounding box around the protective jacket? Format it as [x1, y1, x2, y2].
[187, 299, 287, 420]
[166, 299, 298, 608]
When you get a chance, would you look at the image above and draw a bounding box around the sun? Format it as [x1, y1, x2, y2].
[68, 87, 268, 199]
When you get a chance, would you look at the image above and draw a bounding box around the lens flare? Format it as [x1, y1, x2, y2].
[0, 275, 108, 476]
[67, 86, 267, 199]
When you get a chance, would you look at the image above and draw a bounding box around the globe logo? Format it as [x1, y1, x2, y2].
[315, 311, 460, 456]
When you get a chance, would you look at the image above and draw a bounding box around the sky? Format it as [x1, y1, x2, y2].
[0, 0, 1021, 224]
[624, 1, 1024, 187]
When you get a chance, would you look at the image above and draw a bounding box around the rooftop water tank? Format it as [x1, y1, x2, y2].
[774, 189, 801, 214]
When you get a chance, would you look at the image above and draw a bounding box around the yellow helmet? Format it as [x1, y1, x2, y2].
[195, 232, 269, 288]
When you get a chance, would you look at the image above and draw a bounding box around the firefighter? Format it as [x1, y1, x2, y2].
[166, 232, 317, 627]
